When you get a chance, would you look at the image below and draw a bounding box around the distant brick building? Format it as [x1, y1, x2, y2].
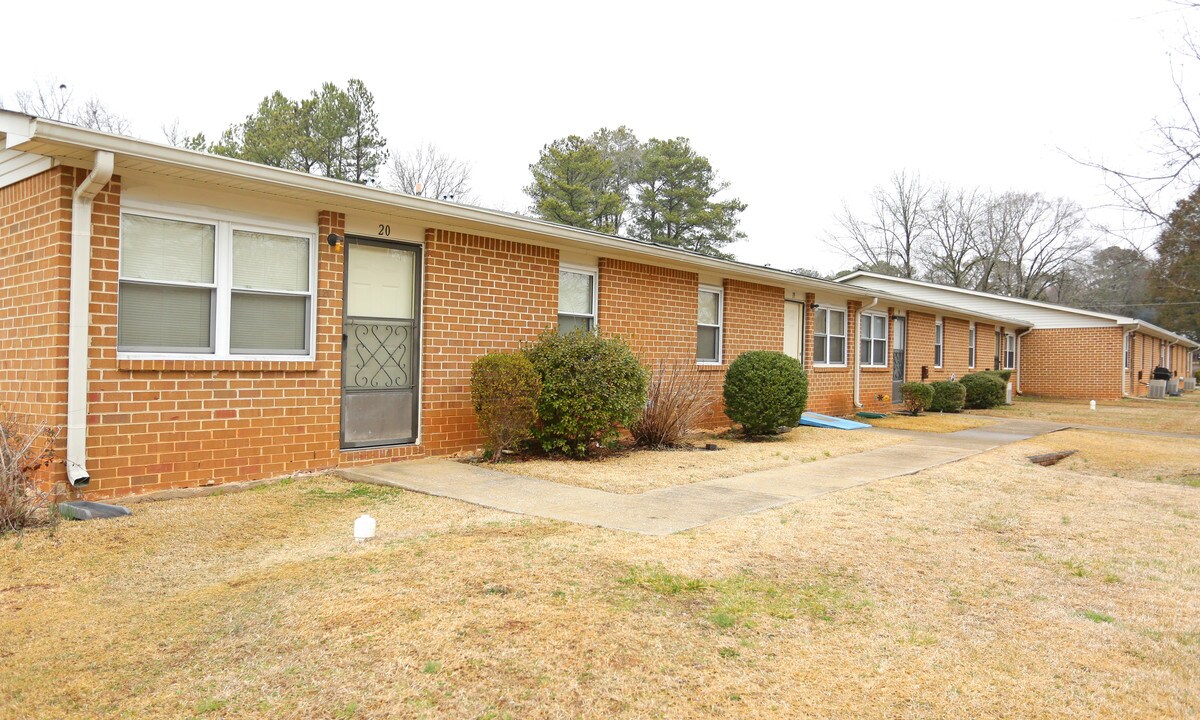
[1, 111, 1194, 500]
[838, 272, 1197, 400]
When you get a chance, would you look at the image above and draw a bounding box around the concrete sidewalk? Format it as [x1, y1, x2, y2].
[337, 419, 1066, 536]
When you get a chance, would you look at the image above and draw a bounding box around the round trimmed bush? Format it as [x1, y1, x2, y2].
[723, 351, 808, 436]
[900, 382, 933, 415]
[961, 372, 1006, 409]
[929, 381, 966, 413]
[522, 330, 647, 457]
[470, 353, 541, 460]
[985, 369, 1013, 382]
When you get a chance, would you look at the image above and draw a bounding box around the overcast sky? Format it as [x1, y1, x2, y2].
[4, 1, 1193, 272]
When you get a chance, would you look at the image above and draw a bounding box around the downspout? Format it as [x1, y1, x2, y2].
[65, 151, 114, 487]
[853, 296, 880, 409]
[1121, 328, 1135, 398]
[1014, 328, 1033, 395]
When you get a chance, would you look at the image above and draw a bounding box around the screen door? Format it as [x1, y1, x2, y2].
[892, 316, 906, 404]
[341, 239, 421, 448]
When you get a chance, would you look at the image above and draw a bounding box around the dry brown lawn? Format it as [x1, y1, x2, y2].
[862, 412, 995, 433]
[3, 429, 1199, 718]
[493, 427, 908, 493]
[977, 394, 1200, 435]
[1018, 428, 1200, 487]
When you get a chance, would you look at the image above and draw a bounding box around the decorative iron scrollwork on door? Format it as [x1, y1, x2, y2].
[345, 320, 413, 389]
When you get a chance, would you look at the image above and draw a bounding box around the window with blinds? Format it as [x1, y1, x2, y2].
[117, 212, 315, 358]
[558, 268, 596, 334]
[697, 287, 723, 364]
[118, 214, 216, 352]
[230, 230, 310, 354]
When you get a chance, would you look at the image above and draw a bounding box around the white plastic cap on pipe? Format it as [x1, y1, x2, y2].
[354, 514, 376, 542]
[1090, 400, 1097, 411]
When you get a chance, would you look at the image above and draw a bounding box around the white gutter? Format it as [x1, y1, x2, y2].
[0, 113, 1045, 333]
[65, 150, 114, 487]
[1014, 328, 1033, 395]
[853, 297, 880, 408]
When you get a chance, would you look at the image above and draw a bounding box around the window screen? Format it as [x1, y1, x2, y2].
[697, 289, 722, 363]
[558, 269, 596, 334]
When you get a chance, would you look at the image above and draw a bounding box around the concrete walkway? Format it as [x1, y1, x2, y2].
[337, 419, 1066, 536]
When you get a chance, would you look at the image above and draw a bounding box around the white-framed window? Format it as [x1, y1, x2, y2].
[558, 265, 597, 334]
[1124, 334, 1131, 369]
[697, 286, 723, 364]
[1004, 333, 1016, 369]
[859, 313, 888, 367]
[814, 307, 847, 366]
[968, 324, 976, 369]
[117, 208, 317, 360]
[934, 320, 944, 368]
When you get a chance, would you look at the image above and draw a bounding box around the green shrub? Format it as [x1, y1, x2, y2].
[984, 369, 1013, 382]
[900, 382, 933, 415]
[929, 381, 966, 413]
[961, 372, 1006, 409]
[523, 330, 647, 457]
[470, 353, 542, 461]
[722, 351, 808, 436]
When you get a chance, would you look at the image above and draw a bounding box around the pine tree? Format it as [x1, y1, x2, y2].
[209, 80, 387, 185]
[632, 137, 746, 258]
[1151, 186, 1200, 340]
[524, 136, 623, 232]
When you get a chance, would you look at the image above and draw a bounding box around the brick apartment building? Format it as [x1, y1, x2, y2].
[838, 272, 1198, 400]
[1, 112, 1195, 499]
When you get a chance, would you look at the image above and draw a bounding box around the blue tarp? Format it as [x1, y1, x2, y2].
[799, 412, 872, 430]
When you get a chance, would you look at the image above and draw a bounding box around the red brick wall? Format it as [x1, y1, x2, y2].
[0, 168, 74, 488]
[1020, 327, 1123, 400]
[807, 300, 860, 416]
[421, 229, 559, 453]
[597, 258, 696, 362]
[595, 261, 786, 426]
[20, 165, 1153, 499]
[78, 218, 563, 498]
[1123, 331, 1194, 397]
[80, 202, 421, 499]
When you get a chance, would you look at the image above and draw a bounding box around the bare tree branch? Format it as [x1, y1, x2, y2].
[387, 142, 475, 204]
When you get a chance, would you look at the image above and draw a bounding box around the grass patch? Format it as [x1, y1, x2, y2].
[193, 698, 227, 715]
[977, 396, 1200, 435]
[1079, 610, 1115, 624]
[304, 483, 405, 502]
[487, 426, 909, 494]
[620, 564, 864, 628]
[620, 565, 708, 595]
[1015, 430, 1200, 487]
[1063, 559, 1088, 578]
[863, 413, 994, 433]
